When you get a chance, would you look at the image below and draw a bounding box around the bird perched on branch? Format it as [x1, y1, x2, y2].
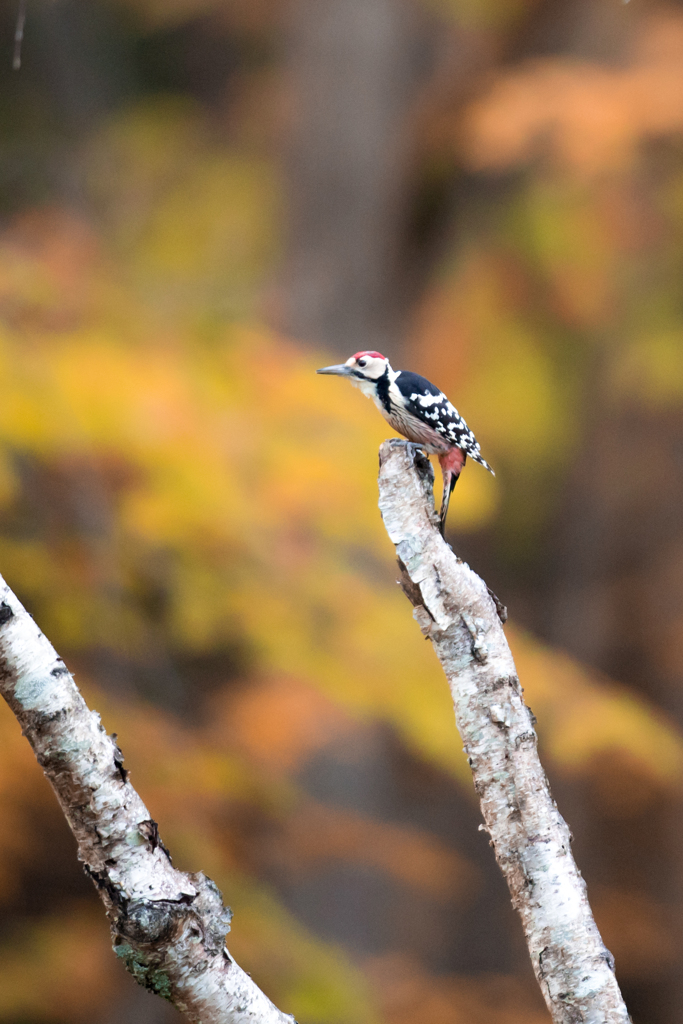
[317, 351, 493, 533]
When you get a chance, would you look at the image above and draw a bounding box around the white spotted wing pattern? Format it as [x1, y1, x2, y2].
[386, 370, 494, 474]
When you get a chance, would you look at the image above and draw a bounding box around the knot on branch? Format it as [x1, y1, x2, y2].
[119, 899, 181, 945]
[113, 873, 232, 953]
[112, 874, 234, 1004]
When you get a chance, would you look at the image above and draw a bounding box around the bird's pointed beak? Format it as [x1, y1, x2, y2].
[316, 364, 352, 376]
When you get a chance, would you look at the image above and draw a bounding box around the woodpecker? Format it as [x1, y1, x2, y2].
[317, 350, 493, 533]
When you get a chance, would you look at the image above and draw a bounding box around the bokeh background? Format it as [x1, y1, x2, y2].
[1, 0, 683, 1021]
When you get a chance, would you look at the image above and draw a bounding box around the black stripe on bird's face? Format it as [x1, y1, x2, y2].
[375, 365, 392, 415]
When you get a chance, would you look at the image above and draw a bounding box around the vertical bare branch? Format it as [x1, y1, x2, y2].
[377, 439, 630, 1024]
[0, 579, 294, 1024]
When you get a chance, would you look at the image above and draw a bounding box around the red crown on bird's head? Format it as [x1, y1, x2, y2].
[352, 350, 386, 361]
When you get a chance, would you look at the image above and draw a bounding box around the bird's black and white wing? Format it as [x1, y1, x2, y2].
[394, 371, 494, 474]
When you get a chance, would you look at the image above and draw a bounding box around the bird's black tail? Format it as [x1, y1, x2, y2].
[439, 468, 460, 536]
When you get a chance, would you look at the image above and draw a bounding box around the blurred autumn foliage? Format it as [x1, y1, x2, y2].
[2, 1, 683, 1023]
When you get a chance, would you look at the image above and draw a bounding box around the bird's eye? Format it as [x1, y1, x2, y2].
[357, 358, 367, 368]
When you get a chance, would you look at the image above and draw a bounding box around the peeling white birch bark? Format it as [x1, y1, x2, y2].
[378, 440, 631, 1024]
[0, 578, 295, 1024]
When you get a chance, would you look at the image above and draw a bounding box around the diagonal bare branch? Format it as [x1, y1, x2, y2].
[377, 439, 630, 1024]
[0, 579, 295, 1024]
